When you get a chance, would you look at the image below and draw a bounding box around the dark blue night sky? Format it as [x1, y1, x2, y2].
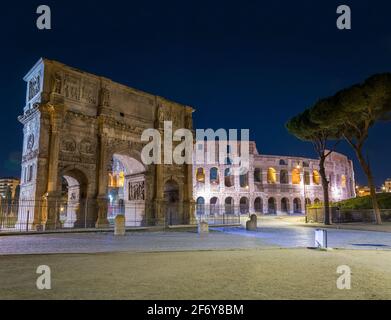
[0, 0, 390, 185]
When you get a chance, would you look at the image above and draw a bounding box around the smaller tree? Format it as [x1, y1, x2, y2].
[286, 106, 340, 225]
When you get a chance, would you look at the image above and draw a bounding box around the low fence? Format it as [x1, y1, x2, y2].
[195, 204, 242, 225]
[0, 199, 241, 233]
[307, 207, 391, 223]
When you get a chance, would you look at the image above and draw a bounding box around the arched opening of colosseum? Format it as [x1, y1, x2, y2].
[280, 170, 289, 184]
[240, 172, 249, 188]
[210, 167, 219, 185]
[293, 198, 302, 213]
[225, 168, 234, 187]
[267, 168, 277, 184]
[164, 179, 181, 225]
[210, 197, 219, 215]
[107, 154, 146, 226]
[254, 197, 263, 213]
[239, 197, 249, 215]
[313, 170, 321, 185]
[281, 198, 290, 213]
[268, 197, 276, 214]
[292, 168, 301, 185]
[254, 168, 262, 183]
[60, 169, 89, 228]
[314, 198, 321, 205]
[196, 197, 205, 216]
[225, 197, 234, 215]
[196, 168, 205, 183]
[279, 159, 287, 166]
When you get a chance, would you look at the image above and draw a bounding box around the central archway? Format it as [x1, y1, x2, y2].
[108, 153, 146, 226]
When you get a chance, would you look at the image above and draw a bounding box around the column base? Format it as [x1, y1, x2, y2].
[184, 200, 196, 225]
[95, 196, 109, 228]
[95, 218, 110, 229]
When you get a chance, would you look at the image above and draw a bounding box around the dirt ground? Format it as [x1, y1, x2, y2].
[1, 248, 390, 300]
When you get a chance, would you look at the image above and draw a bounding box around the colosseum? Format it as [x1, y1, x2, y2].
[193, 141, 356, 216]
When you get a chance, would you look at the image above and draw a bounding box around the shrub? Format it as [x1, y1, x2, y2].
[337, 193, 391, 210]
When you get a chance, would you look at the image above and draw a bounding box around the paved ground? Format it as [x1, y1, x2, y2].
[1, 218, 390, 300]
[229, 216, 391, 250]
[1, 218, 390, 255]
[1, 249, 390, 299]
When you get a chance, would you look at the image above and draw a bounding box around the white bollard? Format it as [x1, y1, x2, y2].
[315, 229, 327, 248]
[198, 221, 209, 234]
[114, 215, 126, 236]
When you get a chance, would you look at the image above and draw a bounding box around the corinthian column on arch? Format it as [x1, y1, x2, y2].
[95, 120, 110, 228]
[43, 104, 66, 230]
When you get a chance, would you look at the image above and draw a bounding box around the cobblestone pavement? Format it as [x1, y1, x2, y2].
[1, 218, 391, 255]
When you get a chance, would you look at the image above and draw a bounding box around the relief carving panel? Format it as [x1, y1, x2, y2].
[64, 75, 81, 101]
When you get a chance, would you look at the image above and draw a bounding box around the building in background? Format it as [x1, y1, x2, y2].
[0, 178, 20, 199]
[356, 185, 371, 197]
[383, 179, 391, 193]
[193, 141, 356, 215]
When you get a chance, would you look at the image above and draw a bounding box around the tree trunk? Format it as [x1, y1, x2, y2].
[355, 148, 382, 224]
[319, 156, 331, 225]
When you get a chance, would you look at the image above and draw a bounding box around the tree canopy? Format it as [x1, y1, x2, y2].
[287, 73, 391, 225]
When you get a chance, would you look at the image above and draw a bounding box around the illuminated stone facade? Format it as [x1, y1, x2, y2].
[17, 58, 195, 230]
[384, 179, 391, 193]
[193, 142, 356, 215]
[0, 178, 20, 199]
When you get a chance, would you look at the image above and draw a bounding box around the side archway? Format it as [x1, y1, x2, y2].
[59, 167, 91, 228]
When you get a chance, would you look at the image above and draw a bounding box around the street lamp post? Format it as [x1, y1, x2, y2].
[303, 175, 308, 223]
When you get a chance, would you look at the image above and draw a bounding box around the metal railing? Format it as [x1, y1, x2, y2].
[0, 199, 242, 233]
[195, 205, 242, 225]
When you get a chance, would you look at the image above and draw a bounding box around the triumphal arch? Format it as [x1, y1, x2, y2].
[17, 58, 195, 230]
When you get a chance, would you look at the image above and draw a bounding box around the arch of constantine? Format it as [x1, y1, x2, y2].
[17, 58, 194, 230]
